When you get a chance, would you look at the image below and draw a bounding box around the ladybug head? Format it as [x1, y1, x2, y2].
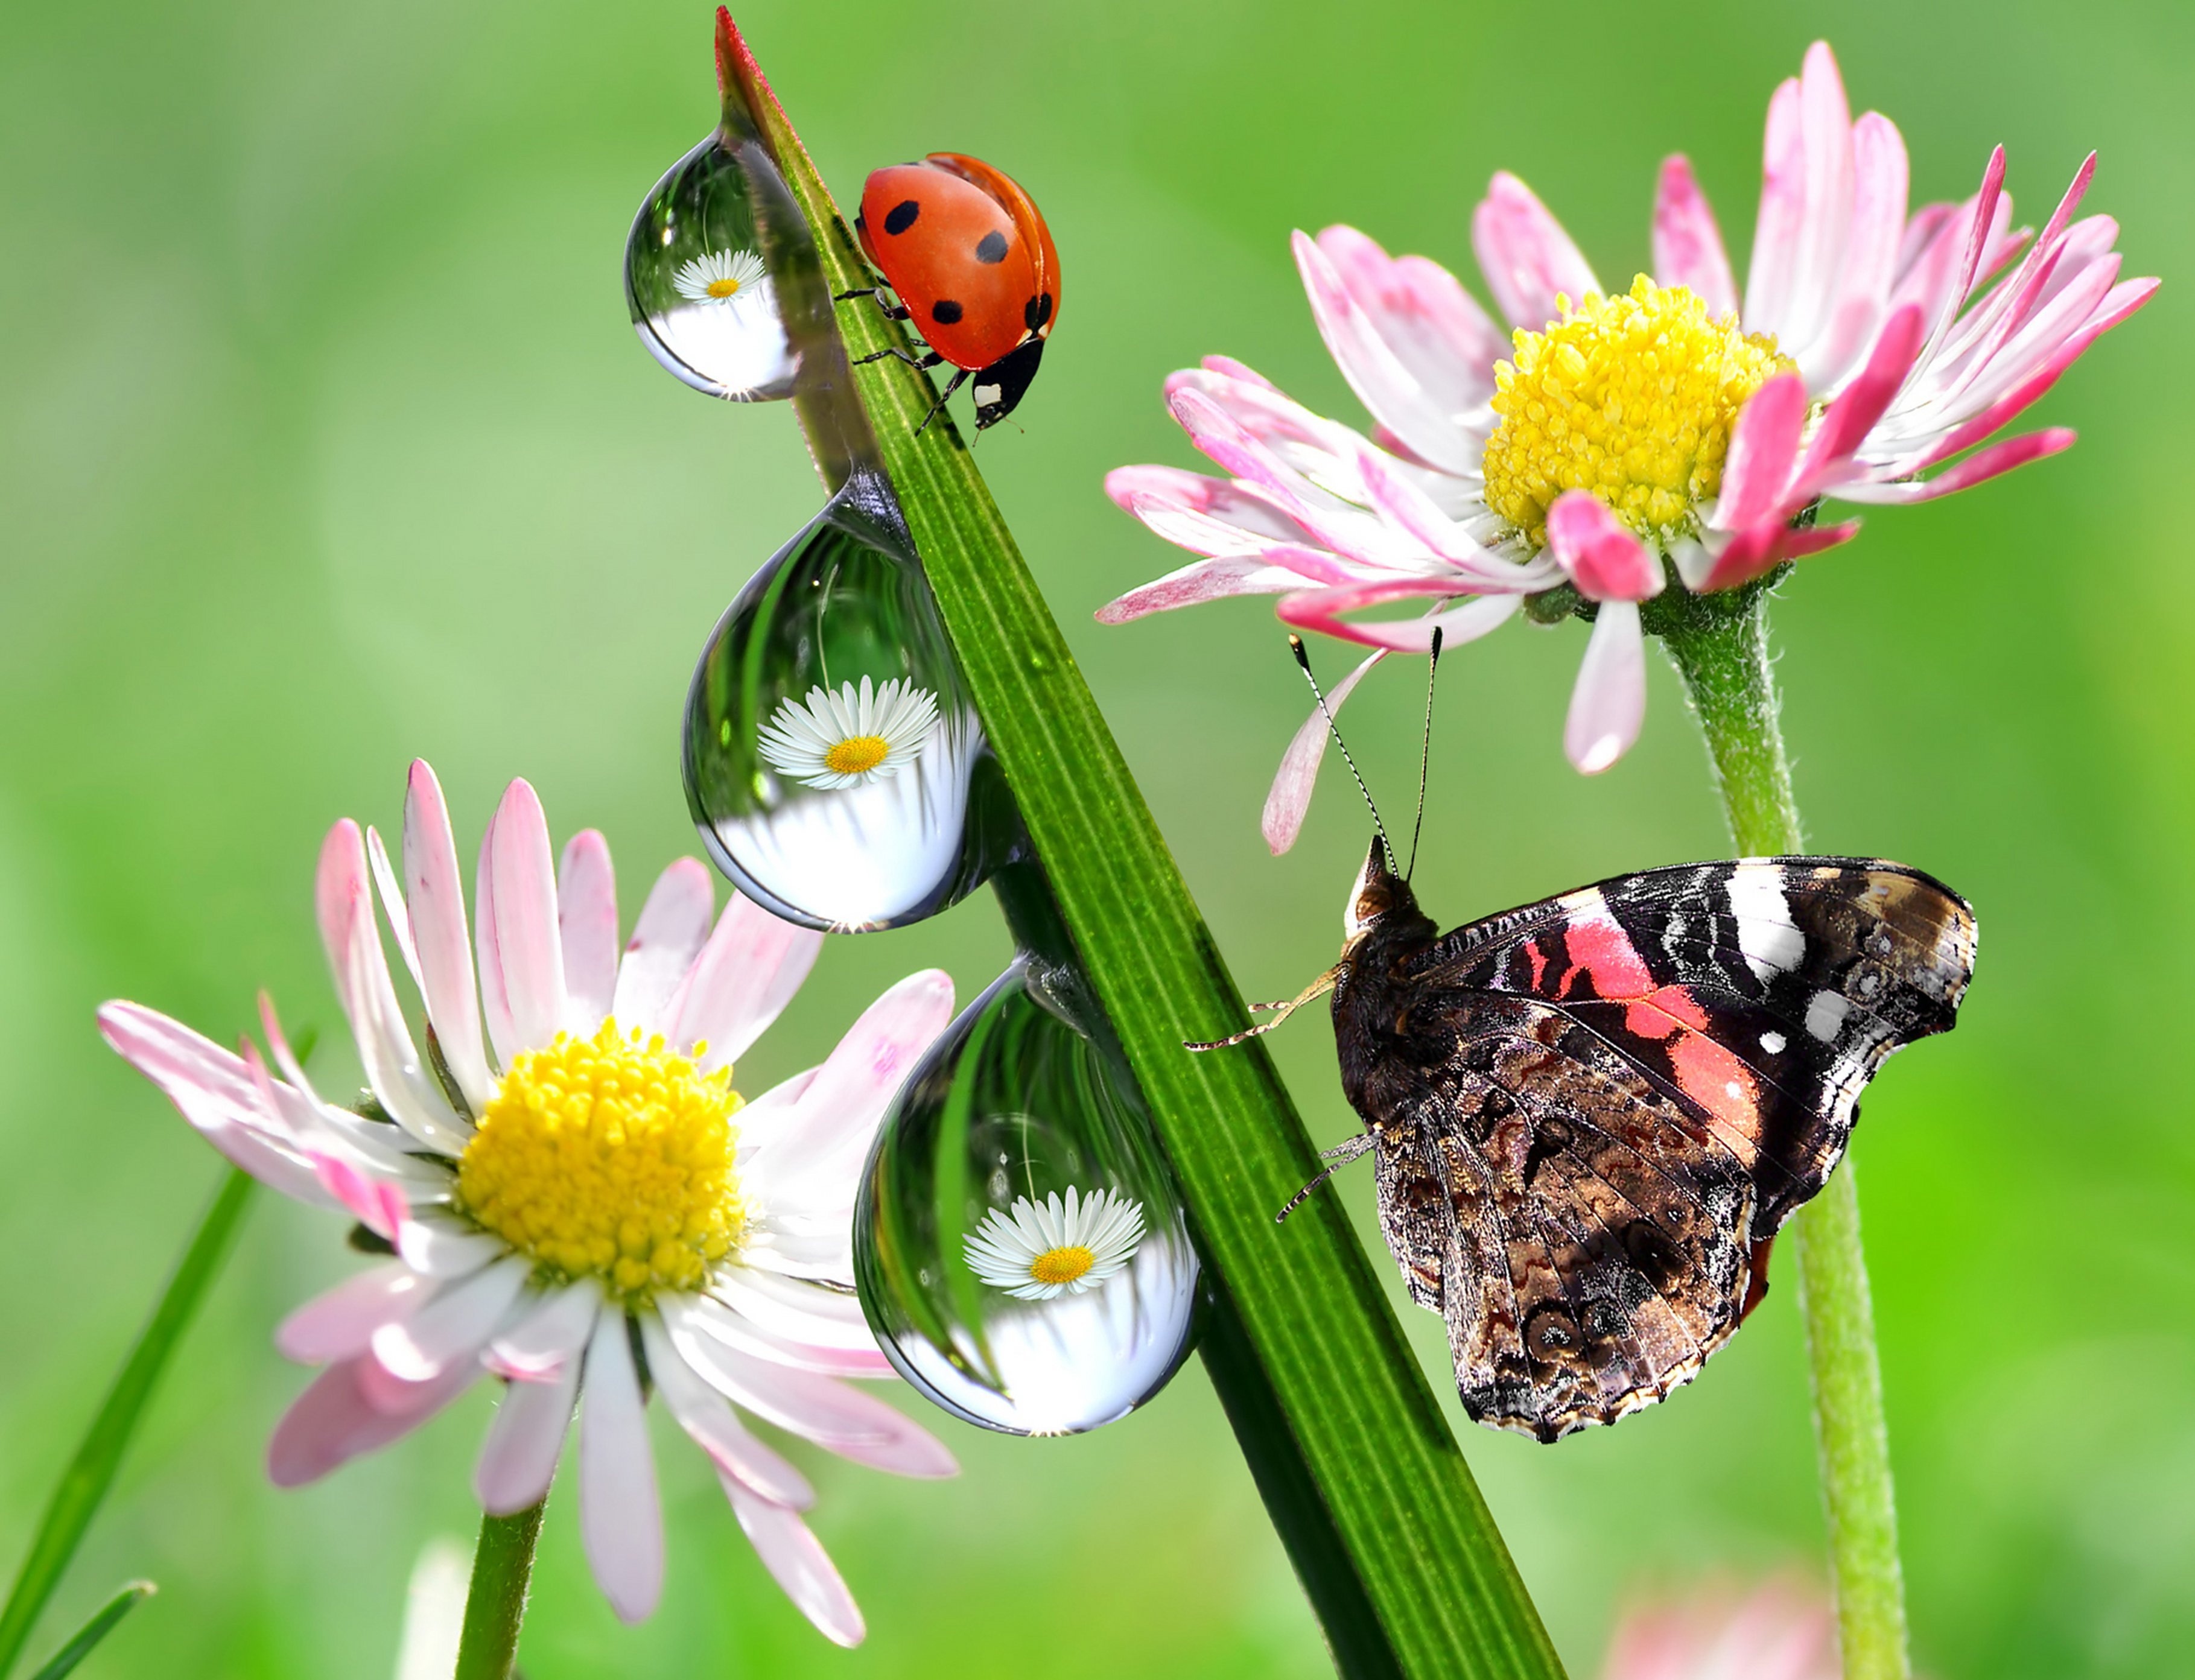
[971, 337, 1046, 430]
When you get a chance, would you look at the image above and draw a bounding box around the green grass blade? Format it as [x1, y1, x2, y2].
[23, 1582, 154, 1680]
[716, 15, 1566, 1676]
[0, 1168, 254, 1678]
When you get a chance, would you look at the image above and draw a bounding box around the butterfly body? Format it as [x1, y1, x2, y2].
[1329, 839, 1975, 1442]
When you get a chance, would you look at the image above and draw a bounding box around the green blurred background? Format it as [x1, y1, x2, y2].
[2, 0, 2188, 1673]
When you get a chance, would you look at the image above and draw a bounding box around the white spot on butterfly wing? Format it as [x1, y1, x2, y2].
[1760, 1030, 1787, 1054]
[1805, 991, 1850, 1042]
[1727, 867, 1806, 984]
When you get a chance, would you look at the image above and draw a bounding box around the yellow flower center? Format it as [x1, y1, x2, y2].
[455, 1018, 745, 1301]
[1029, 1245, 1096, 1287]
[823, 734, 891, 776]
[705, 276, 746, 299]
[1482, 275, 1791, 548]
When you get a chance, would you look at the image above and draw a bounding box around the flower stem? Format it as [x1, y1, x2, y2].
[452, 1500, 546, 1680]
[0, 1166, 254, 1679]
[1660, 587, 1910, 1680]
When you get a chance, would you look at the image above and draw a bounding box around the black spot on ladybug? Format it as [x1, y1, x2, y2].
[884, 199, 921, 236]
[930, 299, 964, 325]
[974, 230, 1009, 264]
[1024, 291, 1054, 332]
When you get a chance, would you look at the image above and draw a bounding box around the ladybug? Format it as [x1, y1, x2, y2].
[840, 153, 1061, 433]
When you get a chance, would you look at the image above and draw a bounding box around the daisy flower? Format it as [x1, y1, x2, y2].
[963, 1186, 1145, 1301]
[1599, 1577, 1837, 1680]
[1102, 41, 2154, 841]
[673, 246, 769, 307]
[99, 760, 961, 1642]
[757, 676, 940, 790]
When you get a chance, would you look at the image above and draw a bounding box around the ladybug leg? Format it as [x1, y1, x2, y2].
[914, 367, 971, 436]
[854, 347, 942, 370]
[833, 287, 913, 322]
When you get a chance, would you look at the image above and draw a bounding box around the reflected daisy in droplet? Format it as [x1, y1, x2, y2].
[964, 1186, 1145, 1301]
[758, 676, 941, 790]
[673, 246, 769, 308]
[99, 760, 960, 1643]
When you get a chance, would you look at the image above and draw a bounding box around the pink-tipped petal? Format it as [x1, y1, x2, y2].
[674, 1292, 895, 1379]
[1744, 74, 1806, 334]
[318, 820, 470, 1153]
[707, 1269, 880, 1354]
[1293, 229, 1478, 474]
[267, 1355, 474, 1487]
[754, 971, 955, 1202]
[1796, 304, 1927, 492]
[1094, 554, 1315, 624]
[641, 1314, 815, 1509]
[1780, 42, 1858, 357]
[1832, 428, 2075, 504]
[1472, 172, 1601, 331]
[399, 762, 494, 1114]
[557, 830, 619, 1036]
[364, 826, 425, 996]
[275, 1263, 426, 1366]
[310, 1154, 409, 1240]
[723, 1480, 866, 1648]
[579, 1311, 663, 1625]
[1545, 493, 1662, 602]
[673, 892, 824, 1071]
[488, 1281, 602, 1380]
[1262, 649, 1382, 855]
[1652, 156, 1738, 320]
[1564, 600, 1647, 776]
[372, 1258, 529, 1381]
[1318, 226, 1506, 407]
[96, 1003, 331, 1203]
[1712, 373, 1808, 532]
[1275, 580, 1521, 653]
[610, 858, 715, 1035]
[1802, 111, 1910, 390]
[1102, 463, 1310, 546]
[475, 780, 565, 1062]
[474, 1356, 580, 1516]
[668, 1325, 958, 1478]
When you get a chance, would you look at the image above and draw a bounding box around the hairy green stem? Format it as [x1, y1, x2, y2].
[0, 1167, 254, 1678]
[1661, 588, 1910, 1680]
[453, 1501, 545, 1680]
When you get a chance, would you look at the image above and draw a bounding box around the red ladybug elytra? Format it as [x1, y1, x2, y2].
[840, 153, 1061, 432]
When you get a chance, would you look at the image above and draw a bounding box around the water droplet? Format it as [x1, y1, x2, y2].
[626, 131, 802, 401]
[684, 470, 1010, 930]
[854, 949, 1199, 1435]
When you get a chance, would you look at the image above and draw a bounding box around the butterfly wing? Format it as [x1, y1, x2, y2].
[1413, 858, 1975, 1232]
[1348, 857, 1974, 1439]
[1362, 991, 1760, 1439]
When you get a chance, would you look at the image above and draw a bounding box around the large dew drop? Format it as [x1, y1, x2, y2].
[684, 470, 1009, 930]
[854, 934, 1200, 1435]
[626, 130, 803, 401]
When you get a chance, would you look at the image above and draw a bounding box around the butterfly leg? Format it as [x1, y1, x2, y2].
[1275, 1132, 1374, 1223]
[1186, 965, 1344, 1052]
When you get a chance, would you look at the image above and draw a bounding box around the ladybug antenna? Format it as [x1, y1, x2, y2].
[1405, 627, 1443, 883]
[1289, 634, 1392, 872]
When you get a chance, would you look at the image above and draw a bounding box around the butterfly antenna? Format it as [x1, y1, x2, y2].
[1289, 635, 1393, 870]
[1405, 627, 1443, 883]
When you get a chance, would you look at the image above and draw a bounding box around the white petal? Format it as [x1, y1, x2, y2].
[579, 1311, 663, 1624]
[474, 1355, 579, 1515]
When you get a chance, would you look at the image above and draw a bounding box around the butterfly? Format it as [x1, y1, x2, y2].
[1199, 640, 1978, 1441]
